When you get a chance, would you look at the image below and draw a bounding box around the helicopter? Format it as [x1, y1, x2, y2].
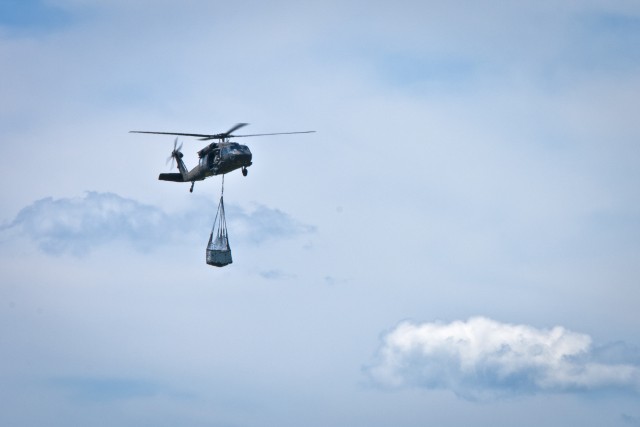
[130, 123, 315, 192]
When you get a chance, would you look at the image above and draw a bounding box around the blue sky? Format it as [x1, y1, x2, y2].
[0, 0, 72, 31]
[1, 1, 639, 426]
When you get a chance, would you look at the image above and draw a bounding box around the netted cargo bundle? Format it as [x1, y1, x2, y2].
[206, 192, 232, 267]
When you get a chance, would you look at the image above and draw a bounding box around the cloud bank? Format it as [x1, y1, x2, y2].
[2, 192, 314, 255]
[367, 317, 640, 400]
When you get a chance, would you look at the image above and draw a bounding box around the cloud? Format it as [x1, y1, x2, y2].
[226, 203, 316, 244]
[259, 269, 296, 280]
[323, 275, 349, 286]
[367, 317, 640, 400]
[1, 192, 315, 256]
[1, 192, 170, 255]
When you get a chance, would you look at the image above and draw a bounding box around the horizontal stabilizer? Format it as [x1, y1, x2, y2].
[158, 173, 184, 182]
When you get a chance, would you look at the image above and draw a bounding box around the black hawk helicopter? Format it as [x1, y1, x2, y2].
[130, 123, 315, 192]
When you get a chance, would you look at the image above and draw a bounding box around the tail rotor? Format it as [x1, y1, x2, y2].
[166, 137, 183, 170]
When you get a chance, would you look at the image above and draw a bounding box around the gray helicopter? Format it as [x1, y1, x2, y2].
[130, 123, 315, 192]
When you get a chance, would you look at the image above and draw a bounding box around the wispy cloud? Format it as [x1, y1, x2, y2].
[1, 192, 315, 256]
[259, 269, 296, 280]
[226, 204, 316, 244]
[367, 317, 640, 400]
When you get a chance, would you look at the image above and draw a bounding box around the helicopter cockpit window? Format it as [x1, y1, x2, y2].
[221, 144, 242, 156]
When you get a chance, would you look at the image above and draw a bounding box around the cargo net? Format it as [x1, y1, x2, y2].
[206, 179, 232, 267]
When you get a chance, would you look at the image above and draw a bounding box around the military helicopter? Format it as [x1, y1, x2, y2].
[130, 123, 315, 192]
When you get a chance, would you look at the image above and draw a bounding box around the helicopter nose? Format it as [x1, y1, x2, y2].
[231, 146, 252, 164]
[235, 152, 252, 163]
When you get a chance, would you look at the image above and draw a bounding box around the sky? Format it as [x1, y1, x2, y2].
[1, 0, 640, 426]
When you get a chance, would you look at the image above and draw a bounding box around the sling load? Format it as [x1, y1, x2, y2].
[206, 176, 232, 267]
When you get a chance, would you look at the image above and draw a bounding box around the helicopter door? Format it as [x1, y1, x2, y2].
[205, 152, 217, 170]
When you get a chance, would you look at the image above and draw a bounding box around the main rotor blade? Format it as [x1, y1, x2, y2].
[130, 131, 213, 138]
[229, 131, 316, 138]
[131, 129, 316, 140]
[223, 123, 248, 136]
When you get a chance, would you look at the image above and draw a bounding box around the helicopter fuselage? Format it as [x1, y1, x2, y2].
[159, 142, 252, 186]
[202, 142, 253, 176]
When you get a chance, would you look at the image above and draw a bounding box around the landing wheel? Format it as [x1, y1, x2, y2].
[242, 167, 248, 177]
[189, 182, 195, 193]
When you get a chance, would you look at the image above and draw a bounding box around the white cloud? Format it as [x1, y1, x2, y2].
[1, 192, 315, 255]
[367, 317, 640, 399]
